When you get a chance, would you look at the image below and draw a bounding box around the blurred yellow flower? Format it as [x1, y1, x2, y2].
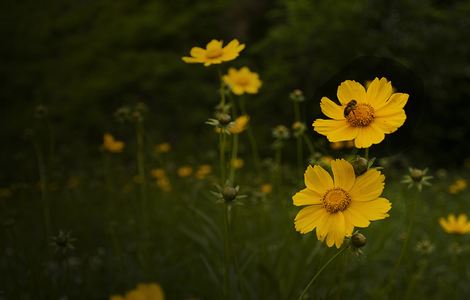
[223, 67, 262, 95]
[155, 143, 171, 153]
[178, 166, 193, 177]
[195, 164, 212, 180]
[439, 214, 470, 234]
[110, 283, 164, 300]
[313, 78, 408, 148]
[0, 188, 12, 199]
[293, 159, 391, 248]
[156, 177, 172, 192]
[229, 115, 249, 134]
[260, 183, 273, 195]
[103, 133, 125, 153]
[449, 179, 467, 194]
[231, 158, 244, 169]
[182, 39, 245, 67]
[151, 168, 166, 179]
[66, 176, 80, 190]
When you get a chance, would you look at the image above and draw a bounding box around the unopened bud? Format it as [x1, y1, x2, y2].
[216, 113, 232, 126]
[351, 233, 366, 248]
[410, 168, 425, 182]
[222, 186, 238, 202]
[352, 157, 368, 176]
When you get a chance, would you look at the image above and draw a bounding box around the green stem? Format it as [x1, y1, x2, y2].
[239, 97, 261, 173]
[293, 101, 301, 123]
[229, 134, 239, 183]
[364, 148, 369, 160]
[135, 121, 148, 219]
[33, 139, 51, 239]
[403, 260, 427, 300]
[303, 134, 315, 157]
[219, 132, 227, 185]
[298, 247, 348, 300]
[223, 203, 232, 299]
[274, 146, 282, 190]
[296, 136, 303, 175]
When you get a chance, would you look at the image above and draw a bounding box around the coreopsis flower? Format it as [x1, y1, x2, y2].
[439, 214, 470, 234]
[313, 77, 408, 148]
[195, 164, 212, 180]
[103, 133, 125, 153]
[415, 240, 435, 255]
[178, 166, 193, 177]
[229, 115, 250, 134]
[293, 159, 391, 248]
[182, 39, 245, 66]
[223, 67, 262, 95]
[150, 168, 166, 179]
[292, 122, 307, 137]
[449, 179, 467, 194]
[111, 283, 164, 300]
[155, 143, 171, 153]
[50, 231, 76, 256]
[231, 158, 244, 169]
[289, 89, 305, 102]
[402, 167, 433, 191]
[260, 183, 273, 195]
[156, 177, 172, 192]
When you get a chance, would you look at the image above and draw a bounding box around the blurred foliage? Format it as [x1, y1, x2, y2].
[1, 0, 470, 182]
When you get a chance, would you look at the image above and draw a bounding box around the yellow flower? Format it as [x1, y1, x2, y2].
[293, 159, 391, 248]
[229, 115, 250, 134]
[182, 39, 245, 67]
[195, 164, 212, 180]
[111, 283, 164, 300]
[156, 177, 172, 192]
[109, 296, 125, 300]
[313, 78, 408, 148]
[449, 179, 467, 194]
[223, 67, 262, 95]
[155, 143, 171, 153]
[178, 166, 193, 177]
[103, 133, 125, 153]
[151, 168, 166, 179]
[260, 183, 273, 195]
[439, 214, 470, 234]
[231, 158, 244, 169]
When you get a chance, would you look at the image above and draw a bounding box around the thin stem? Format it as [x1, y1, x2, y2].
[364, 148, 369, 160]
[303, 134, 315, 157]
[33, 139, 51, 239]
[229, 134, 239, 183]
[296, 136, 303, 175]
[135, 121, 148, 219]
[239, 97, 261, 172]
[223, 203, 232, 299]
[219, 132, 227, 185]
[298, 247, 348, 300]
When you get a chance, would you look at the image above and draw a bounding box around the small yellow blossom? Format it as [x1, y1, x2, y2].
[103, 133, 125, 153]
[223, 67, 262, 95]
[150, 168, 166, 179]
[178, 166, 193, 177]
[229, 115, 250, 134]
[439, 214, 470, 234]
[195, 164, 212, 180]
[110, 283, 164, 300]
[231, 158, 244, 169]
[155, 143, 171, 153]
[449, 179, 467, 194]
[260, 183, 273, 195]
[182, 39, 245, 67]
[156, 177, 172, 192]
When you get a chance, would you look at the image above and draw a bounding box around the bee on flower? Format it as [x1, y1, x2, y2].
[102, 133, 125, 153]
[313, 77, 408, 148]
[182, 39, 245, 66]
[223, 67, 262, 95]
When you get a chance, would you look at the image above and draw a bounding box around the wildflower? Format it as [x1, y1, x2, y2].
[50, 231, 76, 256]
[231, 158, 244, 169]
[313, 78, 408, 148]
[178, 166, 193, 177]
[155, 143, 171, 153]
[272, 125, 290, 140]
[222, 186, 239, 202]
[449, 179, 467, 194]
[439, 213, 470, 234]
[223, 67, 262, 95]
[415, 240, 435, 255]
[103, 133, 125, 153]
[150, 168, 166, 179]
[351, 156, 369, 176]
[292, 122, 306, 137]
[350, 232, 367, 248]
[260, 183, 273, 195]
[402, 167, 433, 191]
[293, 159, 391, 248]
[182, 39, 245, 66]
[156, 177, 172, 192]
[111, 283, 164, 300]
[195, 164, 212, 180]
[229, 115, 250, 134]
[289, 89, 305, 102]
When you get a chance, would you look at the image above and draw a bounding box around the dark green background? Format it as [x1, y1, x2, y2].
[1, 0, 469, 181]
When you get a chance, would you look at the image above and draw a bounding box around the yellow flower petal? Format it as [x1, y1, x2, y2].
[337, 80, 366, 105]
[304, 165, 333, 194]
[189, 47, 205, 58]
[374, 93, 409, 116]
[331, 212, 346, 248]
[294, 205, 326, 234]
[331, 159, 356, 191]
[348, 198, 391, 221]
[320, 97, 345, 120]
[313, 119, 358, 142]
[293, 188, 322, 206]
[343, 207, 370, 228]
[366, 77, 392, 108]
[354, 125, 385, 148]
[349, 168, 385, 202]
[206, 39, 222, 50]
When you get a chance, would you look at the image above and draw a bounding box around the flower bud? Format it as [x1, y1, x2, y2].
[222, 186, 238, 202]
[410, 168, 425, 182]
[352, 157, 368, 176]
[351, 232, 366, 248]
[216, 113, 232, 126]
[289, 89, 305, 102]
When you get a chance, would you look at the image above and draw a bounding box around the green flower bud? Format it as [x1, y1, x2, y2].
[351, 232, 366, 248]
[352, 157, 368, 176]
[222, 186, 238, 202]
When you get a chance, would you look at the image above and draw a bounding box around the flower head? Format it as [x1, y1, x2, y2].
[155, 143, 171, 154]
[223, 67, 262, 95]
[402, 167, 433, 191]
[231, 158, 244, 169]
[178, 166, 193, 178]
[449, 179, 467, 194]
[103, 133, 125, 153]
[260, 183, 273, 195]
[151, 168, 166, 179]
[313, 78, 408, 148]
[111, 283, 164, 300]
[293, 159, 391, 248]
[195, 164, 212, 180]
[229, 115, 250, 134]
[439, 214, 470, 234]
[182, 39, 245, 67]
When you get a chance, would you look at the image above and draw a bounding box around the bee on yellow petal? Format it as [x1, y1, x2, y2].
[182, 39, 245, 67]
[178, 166, 193, 178]
[223, 67, 262, 95]
[313, 77, 408, 148]
[103, 133, 125, 153]
[439, 213, 470, 234]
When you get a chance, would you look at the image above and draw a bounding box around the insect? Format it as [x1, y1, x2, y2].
[343, 100, 357, 118]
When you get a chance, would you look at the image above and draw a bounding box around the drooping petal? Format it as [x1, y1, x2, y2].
[320, 97, 345, 120]
[366, 77, 392, 108]
[348, 198, 391, 221]
[294, 205, 326, 234]
[337, 80, 366, 105]
[293, 188, 322, 206]
[354, 125, 385, 148]
[349, 168, 385, 202]
[331, 159, 356, 191]
[304, 165, 333, 195]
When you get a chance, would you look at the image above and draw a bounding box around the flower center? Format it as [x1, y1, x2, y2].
[206, 48, 224, 59]
[322, 188, 351, 213]
[345, 102, 375, 127]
